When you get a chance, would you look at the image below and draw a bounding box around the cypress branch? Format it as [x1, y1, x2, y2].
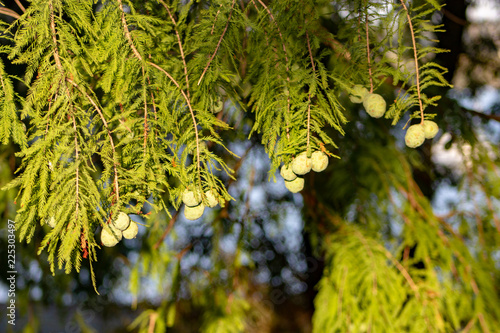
[400, 1, 424, 123]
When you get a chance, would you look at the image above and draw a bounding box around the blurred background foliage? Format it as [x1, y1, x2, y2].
[0, 0, 499, 332]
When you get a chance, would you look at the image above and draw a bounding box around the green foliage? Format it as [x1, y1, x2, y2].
[0, 0, 499, 331]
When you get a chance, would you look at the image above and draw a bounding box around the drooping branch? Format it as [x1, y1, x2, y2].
[147, 62, 201, 177]
[0, 7, 21, 19]
[153, 209, 180, 250]
[49, 2, 63, 71]
[158, 0, 191, 97]
[197, 0, 236, 86]
[116, 0, 143, 61]
[118, 1, 200, 180]
[146, 73, 159, 141]
[306, 100, 311, 152]
[253, 0, 291, 140]
[71, 109, 80, 224]
[306, 31, 315, 153]
[400, 0, 424, 124]
[306, 31, 316, 73]
[66, 78, 120, 204]
[50, 1, 80, 222]
[365, 10, 374, 93]
[255, 0, 289, 73]
[141, 66, 149, 157]
[381, 246, 421, 299]
[211, 4, 223, 35]
[116, 1, 154, 160]
[462, 107, 500, 123]
[14, 0, 26, 13]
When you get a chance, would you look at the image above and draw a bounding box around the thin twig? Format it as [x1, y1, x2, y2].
[382, 247, 420, 299]
[158, 0, 190, 97]
[255, 0, 291, 85]
[148, 312, 159, 333]
[211, 4, 223, 35]
[14, 0, 26, 13]
[117, 0, 143, 61]
[116, 3, 155, 157]
[254, 0, 291, 139]
[153, 209, 180, 250]
[461, 316, 476, 333]
[337, 266, 348, 318]
[49, 2, 63, 71]
[120, 2, 201, 185]
[400, 0, 424, 124]
[50, 0, 80, 222]
[305, 31, 315, 153]
[462, 107, 500, 123]
[478, 313, 491, 333]
[146, 71, 159, 141]
[260, 27, 290, 140]
[306, 31, 316, 73]
[256, 0, 289, 72]
[315, 24, 351, 60]
[141, 66, 148, 157]
[307, 98, 311, 152]
[147, 62, 201, 178]
[175, 243, 193, 260]
[71, 112, 80, 224]
[66, 78, 120, 203]
[0, 8, 21, 19]
[441, 8, 468, 26]
[197, 0, 236, 86]
[365, 10, 374, 93]
[353, 230, 378, 297]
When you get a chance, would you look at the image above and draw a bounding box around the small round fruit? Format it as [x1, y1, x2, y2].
[46, 216, 56, 228]
[405, 124, 425, 148]
[122, 221, 139, 239]
[423, 120, 439, 139]
[101, 226, 122, 247]
[291, 152, 312, 175]
[182, 188, 201, 207]
[285, 177, 304, 193]
[349, 85, 369, 103]
[362, 93, 386, 118]
[184, 203, 205, 220]
[113, 212, 130, 231]
[205, 190, 219, 208]
[311, 151, 329, 172]
[280, 164, 297, 181]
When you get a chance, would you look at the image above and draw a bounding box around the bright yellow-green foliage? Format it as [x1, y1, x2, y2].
[1, 0, 498, 332]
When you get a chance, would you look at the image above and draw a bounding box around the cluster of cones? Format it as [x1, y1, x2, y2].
[280, 151, 329, 193]
[181, 189, 220, 220]
[349, 85, 439, 148]
[101, 212, 139, 247]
